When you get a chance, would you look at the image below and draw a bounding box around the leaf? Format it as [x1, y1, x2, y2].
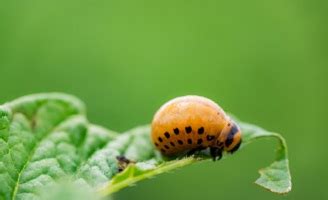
[97, 121, 292, 196]
[38, 180, 101, 200]
[0, 93, 291, 200]
[0, 93, 117, 200]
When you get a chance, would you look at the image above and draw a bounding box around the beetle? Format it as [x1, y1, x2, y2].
[151, 95, 242, 160]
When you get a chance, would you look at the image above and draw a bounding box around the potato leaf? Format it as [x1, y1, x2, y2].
[98, 121, 292, 196]
[0, 93, 291, 200]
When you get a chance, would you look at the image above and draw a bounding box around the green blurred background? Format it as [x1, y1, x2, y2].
[1, 0, 327, 199]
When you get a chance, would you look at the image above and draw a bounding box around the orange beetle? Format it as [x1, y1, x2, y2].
[151, 95, 242, 160]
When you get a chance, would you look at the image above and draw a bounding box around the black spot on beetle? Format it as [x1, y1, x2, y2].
[185, 126, 192, 133]
[174, 128, 179, 135]
[225, 124, 239, 147]
[198, 127, 204, 134]
[170, 142, 175, 147]
[161, 149, 166, 153]
[225, 138, 233, 147]
[207, 135, 215, 141]
[187, 139, 192, 144]
[178, 140, 183, 145]
[158, 137, 163, 142]
[197, 138, 203, 145]
[164, 132, 170, 138]
[164, 145, 169, 149]
[155, 142, 159, 146]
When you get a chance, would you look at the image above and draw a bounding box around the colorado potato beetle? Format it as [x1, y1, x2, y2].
[151, 95, 242, 160]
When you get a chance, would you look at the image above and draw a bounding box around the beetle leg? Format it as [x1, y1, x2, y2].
[210, 147, 218, 161]
[210, 147, 223, 161]
[187, 146, 207, 156]
[187, 148, 197, 156]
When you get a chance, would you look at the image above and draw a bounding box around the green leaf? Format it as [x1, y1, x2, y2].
[0, 93, 291, 200]
[0, 93, 117, 200]
[38, 180, 101, 200]
[97, 121, 292, 196]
